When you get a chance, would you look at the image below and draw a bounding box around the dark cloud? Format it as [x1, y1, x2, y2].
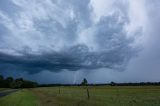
[0, 0, 137, 73]
[2, 0, 160, 84]
[0, 0, 141, 81]
[0, 39, 136, 74]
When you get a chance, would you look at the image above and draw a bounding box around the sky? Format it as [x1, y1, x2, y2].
[0, 0, 160, 84]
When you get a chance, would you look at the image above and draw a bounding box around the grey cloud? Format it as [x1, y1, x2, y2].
[0, 0, 139, 75]
[94, 13, 130, 50]
[0, 40, 136, 74]
[34, 0, 93, 44]
[0, 0, 20, 15]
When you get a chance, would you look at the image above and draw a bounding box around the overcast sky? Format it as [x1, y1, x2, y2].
[0, 0, 160, 84]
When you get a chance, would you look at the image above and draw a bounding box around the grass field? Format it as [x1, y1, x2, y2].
[0, 89, 38, 106]
[0, 88, 8, 92]
[0, 86, 160, 106]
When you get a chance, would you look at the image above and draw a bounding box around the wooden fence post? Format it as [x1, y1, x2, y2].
[59, 87, 60, 94]
[87, 88, 90, 100]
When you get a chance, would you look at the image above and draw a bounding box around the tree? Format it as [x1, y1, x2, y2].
[0, 75, 4, 87]
[5, 77, 14, 88]
[10, 81, 18, 88]
[6, 77, 14, 82]
[0, 75, 3, 80]
[21, 80, 38, 88]
[15, 78, 23, 82]
[110, 81, 116, 86]
[81, 78, 88, 85]
[15, 78, 24, 88]
[0, 75, 38, 88]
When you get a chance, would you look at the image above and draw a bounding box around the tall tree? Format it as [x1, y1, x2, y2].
[81, 78, 88, 85]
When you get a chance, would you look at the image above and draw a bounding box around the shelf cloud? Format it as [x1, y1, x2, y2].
[0, 0, 160, 83]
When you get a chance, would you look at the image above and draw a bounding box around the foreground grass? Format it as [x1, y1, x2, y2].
[31, 86, 160, 106]
[0, 88, 8, 92]
[0, 89, 38, 106]
[0, 86, 160, 106]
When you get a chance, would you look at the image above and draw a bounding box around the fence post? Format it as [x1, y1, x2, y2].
[59, 87, 60, 94]
[87, 87, 90, 100]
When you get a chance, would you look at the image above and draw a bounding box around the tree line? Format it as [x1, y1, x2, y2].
[0, 75, 38, 88]
[39, 79, 160, 87]
[1, 76, 160, 88]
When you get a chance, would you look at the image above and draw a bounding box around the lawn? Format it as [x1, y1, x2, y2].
[0, 86, 160, 106]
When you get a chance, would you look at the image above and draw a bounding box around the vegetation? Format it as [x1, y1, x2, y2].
[0, 75, 160, 106]
[29, 86, 160, 106]
[0, 88, 8, 92]
[38, 82, 160, 87]
[0, 75, 38, 88]
[0, 89, 38, 106]
[81, 78, 88, 85]
[0, 86, 160, 106]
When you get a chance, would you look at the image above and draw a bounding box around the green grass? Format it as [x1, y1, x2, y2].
[0, 88, 8, 92]
[30, 86, 160, 106]
[0, 89, 38, 106]
[0, 86, 160, 106]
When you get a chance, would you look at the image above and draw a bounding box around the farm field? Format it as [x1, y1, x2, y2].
[0, 86, 160, 106]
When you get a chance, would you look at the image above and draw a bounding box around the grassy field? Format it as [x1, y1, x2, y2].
[31, 86, 160, 106]
[0, 88, 8, 92]
[0, 86, 160, 106]
[0, 89, 38, 106]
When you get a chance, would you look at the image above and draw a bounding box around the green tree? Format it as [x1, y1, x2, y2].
[5, 77, 14, 87]
[110, 81, 116, 86]
[21, 80, 38, 88]
[0, 75, 3, 80]
[10, 81, 18, 88]
[15, 78, 24, 88]
[0, 75, 4, 87]
[81, 78, 88, 85]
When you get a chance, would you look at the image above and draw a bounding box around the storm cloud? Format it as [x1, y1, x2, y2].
[0, 0, 160, 83]
[0, 0, 137, 74]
